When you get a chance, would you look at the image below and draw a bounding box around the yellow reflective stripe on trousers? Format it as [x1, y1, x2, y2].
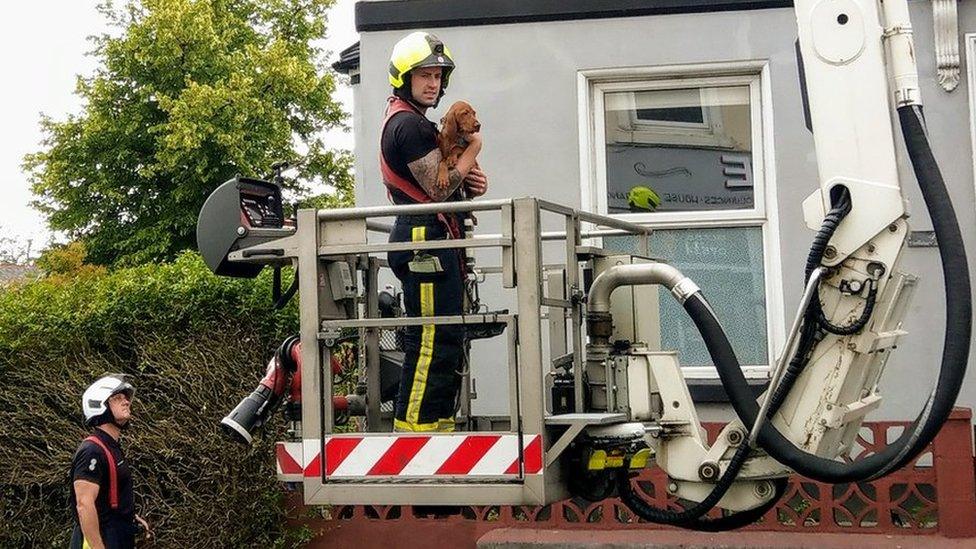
[405, 225, 434, 427]
[406, 282, 435, 425]
[411, 226, 426, 242]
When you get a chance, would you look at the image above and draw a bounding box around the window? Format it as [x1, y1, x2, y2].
[580, 65, 783, 378]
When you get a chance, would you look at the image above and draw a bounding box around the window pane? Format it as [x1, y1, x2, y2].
[604, 227, 768, 367]
[604, 86, 754, 214]
[636, 105, 704, 124]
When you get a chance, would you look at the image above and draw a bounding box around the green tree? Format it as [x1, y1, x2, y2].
[25, 0, 352, 266]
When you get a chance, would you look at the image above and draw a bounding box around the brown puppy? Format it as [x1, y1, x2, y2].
[436, 100, 481, 190]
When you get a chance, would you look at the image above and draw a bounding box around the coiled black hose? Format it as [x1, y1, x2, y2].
[683, 478, 790, 532]
[714, 105, 971, 482]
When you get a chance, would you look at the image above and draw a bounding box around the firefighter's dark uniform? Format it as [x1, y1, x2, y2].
[381, 96, 466, 432]
[68, 428, 136, 549]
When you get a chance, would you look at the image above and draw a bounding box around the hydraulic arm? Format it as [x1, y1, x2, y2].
[599, 0, 971, 528]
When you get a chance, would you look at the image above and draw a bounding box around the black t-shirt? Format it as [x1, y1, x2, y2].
[381, 110, 440, 204]
[69, 428, 135, 524]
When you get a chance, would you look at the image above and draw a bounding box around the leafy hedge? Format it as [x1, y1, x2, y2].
[0, 252, 306, 547]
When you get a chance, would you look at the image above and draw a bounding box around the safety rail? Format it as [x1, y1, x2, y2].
[311, 197, 651, 434]
[290, 197, 654, 506]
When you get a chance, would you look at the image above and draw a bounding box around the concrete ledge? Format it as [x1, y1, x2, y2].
[477, 528, 976, 549]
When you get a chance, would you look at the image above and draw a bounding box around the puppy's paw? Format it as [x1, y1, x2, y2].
[436, 164, 451, 189]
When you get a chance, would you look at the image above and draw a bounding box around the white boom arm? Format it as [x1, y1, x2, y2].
[614, 0, 937, 515]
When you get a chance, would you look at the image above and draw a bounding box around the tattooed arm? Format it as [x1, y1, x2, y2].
[408, 149, 462, 202]
[408, 134, 482, 202]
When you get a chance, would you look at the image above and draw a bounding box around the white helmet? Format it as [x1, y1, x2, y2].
[82, 374, 135, 427]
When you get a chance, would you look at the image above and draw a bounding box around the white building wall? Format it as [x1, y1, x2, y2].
[351, 2, 976, 420]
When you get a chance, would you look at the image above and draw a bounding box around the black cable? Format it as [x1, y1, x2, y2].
[816, 280, 878, 335]
[614, 188, 859, 528]
[274, 268, 300, 310]
[276, 334, 301, 373]
[272, 267, 282, 303]
[766, 191, 853, 412]
[600, 93, 967, 529]
[799, 188, 879, 336]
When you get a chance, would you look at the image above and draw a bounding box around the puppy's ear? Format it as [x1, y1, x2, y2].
[440, 108, 459, 151]
[462, 108, 478, 132]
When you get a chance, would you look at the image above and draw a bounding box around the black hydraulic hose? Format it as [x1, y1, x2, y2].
[710, 105, 971, 482]
[614, 186, 851, 526]
[615, 290, 792, 528]
[274, 268, 300, 310]
[616, 439, 752, 526]
[613, 198, 858, 527]
[683, 478, 790, 532]
[616, 446, 790, 531]
[879, 105, 972, 475]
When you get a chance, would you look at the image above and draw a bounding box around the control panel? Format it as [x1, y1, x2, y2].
[239, 178, 284, 229]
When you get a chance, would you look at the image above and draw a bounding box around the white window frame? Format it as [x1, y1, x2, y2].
[577, 61, 785, 380]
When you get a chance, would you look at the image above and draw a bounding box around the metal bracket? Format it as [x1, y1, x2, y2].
[544, 413, 627, 466]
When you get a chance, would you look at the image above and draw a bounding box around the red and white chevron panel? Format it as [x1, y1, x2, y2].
[276, 442, 305, 482]
[276, 434, 543, 481]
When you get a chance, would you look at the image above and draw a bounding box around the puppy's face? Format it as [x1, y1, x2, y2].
[451, 101, 481, 135]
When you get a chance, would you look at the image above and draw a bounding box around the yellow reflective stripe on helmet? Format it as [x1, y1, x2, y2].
[390, 32, 434, 88]
[394, 418, 455, 432]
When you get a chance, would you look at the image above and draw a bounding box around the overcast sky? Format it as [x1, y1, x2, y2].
[0, 0, 358, 257]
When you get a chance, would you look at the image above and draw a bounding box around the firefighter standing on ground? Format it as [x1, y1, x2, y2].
[69, 374, 151, 549]
[381, 31, 489, 432]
